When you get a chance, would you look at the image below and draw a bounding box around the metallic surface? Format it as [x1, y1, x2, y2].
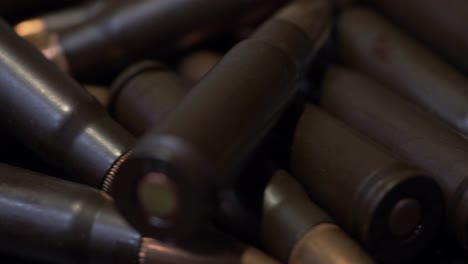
[14, 18, 49, 48]
[109, 63, 371, 263]
[320, 66, 468, 250]
[261, 169, 332, 261]
[0, 164, 140, 264]
[84, 84, 111, 107]
[291, 104, 443, 262]
[337, 8, 468, 138]
[289, 223, 374, 264]
[262, 169, 373, 263]
[50, 0, 288, 76]
[367, 0, 468, 73]
[42, 0, 118, 33]
[112, 0, 332, 241]
[0, 19, 134, 187]
[139, 236, 280, 264]
[110, 61, 190, 136]
[15, 1, 125, 73]
[0, 163, 278, 264]
[178, 50, 222, 83]
[388, 198, 422, 239]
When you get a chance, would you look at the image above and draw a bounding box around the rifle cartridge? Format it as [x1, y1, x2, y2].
[0, 164, 279, 264]
[0, 18, 134, 190]
[321, 66, 468, 250]
[111, 0, 332, 241]
[366, 0, 468, 72]
[337, 7, 468, 138]
[291, 104, 443, 262]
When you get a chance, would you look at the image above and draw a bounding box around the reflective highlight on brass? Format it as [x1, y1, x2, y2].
[14, 18, 48, 47]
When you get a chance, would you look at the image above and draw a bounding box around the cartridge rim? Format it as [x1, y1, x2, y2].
[357, 168, 443, 261]
[112, 135, 214, 242]
[110, 60, 169, 115]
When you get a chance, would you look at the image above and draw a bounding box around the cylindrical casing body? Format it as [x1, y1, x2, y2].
[139, 235, 280, 264]
[291, 104, 443, 262]
[15, 0, 121, 49]
[0, 164, 140, 264]
[112, 0, 332, 241]
[320, 66, 468, 250]
[110, 61, 191, 136]
[54, 0, 287, 76]
[110, 62, 372, 264]
[0, 19, 134, 188]
[0, 164, 280, 264]
[262, 169, 374, 264]
[366, 0, 468, 73]
[42, 0, 117, 33]
[337, 8, 468, 137]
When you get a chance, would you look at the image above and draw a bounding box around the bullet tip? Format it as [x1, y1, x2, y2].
[14, 19, 47, 46]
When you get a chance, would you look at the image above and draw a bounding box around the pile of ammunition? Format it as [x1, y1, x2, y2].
[0, 0, 467, 263]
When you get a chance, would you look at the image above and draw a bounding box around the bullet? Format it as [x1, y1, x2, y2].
[178, 50, 222, 84]
[291, 104, 444, 262]
[366, 0, 468, 73]
[337, 8, 468, 138]
[26, 0, 288, 77]
[111, 61, 191, 137]
[110, 62, 373, 264]
[111, 0, 333, 241]
[15, 0, 122, 51]
[0, 19, 134, 189]
[0, 163, 279, 264]
[320, 66, 468, 250]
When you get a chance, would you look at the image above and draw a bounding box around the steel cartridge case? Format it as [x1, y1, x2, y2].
[0, 163, 279, 264]
[111, 0, 332, 241]
[291, 104, 443, 262]
[110, 61, 191, 137]
[366, 0, 468, 73]
[337, 8, 468, 137]
[261, 169, 374, 264]
[110, 62, 373, 264]
[320, 66, 468, 250]
[32, 0, 288, 77]
[0, 163, 140, 264]
[15, 0, 122, 50]
[0, 19, 134, 189]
